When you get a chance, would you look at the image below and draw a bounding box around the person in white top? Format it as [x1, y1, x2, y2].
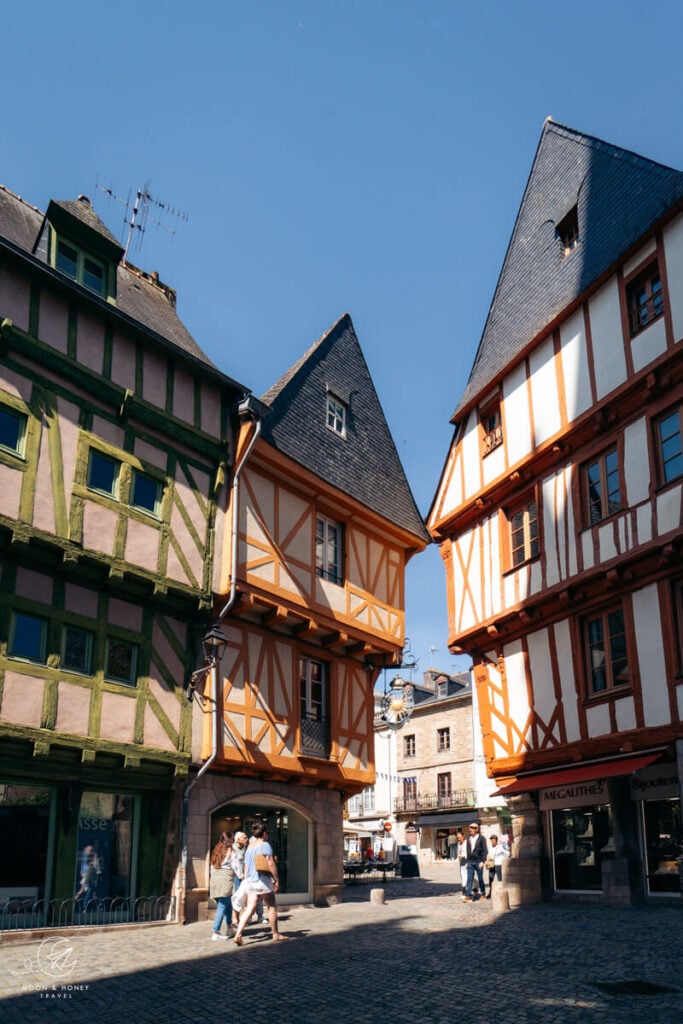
[485, 834, 508, 899]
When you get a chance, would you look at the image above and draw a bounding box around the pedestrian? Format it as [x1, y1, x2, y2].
[233, 822, 288, 945]
[456, 829, 468, 892]
[485, 834, 508, 899]
[230, 830, 253, 927]
[75, 845, 100, 910]
[448, 832, 458, 861]
[209, 831, 235, 940]
[462, 822, 487, 902]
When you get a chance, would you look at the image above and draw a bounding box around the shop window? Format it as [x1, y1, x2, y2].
[299, 656, 330, 758]
[506, 497, 540, 568]
[551, 805, 612, 891]
[655, 406, 683, 485]
[584, 607, 629, 694]
[87, 450, 120, 499]
[0, 404, 27, 458]
[8, 612, 47, 663]
[74, 792, 135, 907]
[641, 797, 682, 895]
[212, 802, 310, 896]
[316, 515, 343, 585]
[61, 625, 94, 674]
[626, 260, 664, 336]
[105, 637, 139, 686]
[437, 727, 450, 752]
[326, 392, 347, 437]
[584, 447, 622, 524]
[404, 734, 416, 758]
[131, 470, 162, 517]
[0, 784, 51, 904]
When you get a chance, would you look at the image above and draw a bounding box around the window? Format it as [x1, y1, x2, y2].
[362, 786, 375, 813]
[0, 405, 27, 457]
[62, 626, 94, 674]
[437, 773, 452, 803]
[584, 447, 622, 524]
[403, 734, 416, 758]
[403, 778, 417, 802]
[316, 515, 343, 585]
[585, 608, 629, 694]
[626, 261, 664, 337]
[9, 612, 47, 663]
[55, 238, 106, 297]
[87, 451, 120, 498]
[105, 637, 139, 686]
[300, 657, 330, 758]
[437, 727, 450, 752]
[131, 470, 162, 516]
[556, 206, 579, 257]
[508, 499, 540, 567]
[655, 407, 683, 485]
[326, 393, 347, 437]
[437, 679, 448, 698]
[480, 400, 503, 455]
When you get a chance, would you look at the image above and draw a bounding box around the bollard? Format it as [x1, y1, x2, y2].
[370, 888, 385, 905]
[491, 888, 510, 913]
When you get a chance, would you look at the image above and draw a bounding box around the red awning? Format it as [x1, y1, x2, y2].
[493, 752, 663, 796]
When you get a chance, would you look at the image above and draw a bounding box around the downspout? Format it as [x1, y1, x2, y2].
[178, 398, 261, 923]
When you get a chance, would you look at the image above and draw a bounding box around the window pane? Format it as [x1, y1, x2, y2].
[10, 613, 46, 662]
[88, 451, 119, 496]
[587, 617, 606, 692]
[62, 627, 93, 674]
[83, 257, 105, 295]
[0, 406, 25, 454]
[131, 472, 160, 514]
[658, 412, 683, 483]
[608, 610, 628, 686]
[105, 638, 137, 685]
[56, 240, 78, 278]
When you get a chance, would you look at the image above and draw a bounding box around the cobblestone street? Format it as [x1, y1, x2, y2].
[0, 865, 681, 1024]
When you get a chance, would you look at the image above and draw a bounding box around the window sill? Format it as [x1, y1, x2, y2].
[581, 686, 633, 707]
[502, 555, 540, 577]
[629, 311, 664, 340]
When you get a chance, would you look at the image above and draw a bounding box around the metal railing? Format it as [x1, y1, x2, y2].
[0, 894, 175, 931]
[394, 790, 476, 814]
[300, 716, 330, 758]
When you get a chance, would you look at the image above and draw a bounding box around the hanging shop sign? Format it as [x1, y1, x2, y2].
[539, 779, 609, 811]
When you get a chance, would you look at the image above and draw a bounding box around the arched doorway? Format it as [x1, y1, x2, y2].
[210, 796, 311, 904]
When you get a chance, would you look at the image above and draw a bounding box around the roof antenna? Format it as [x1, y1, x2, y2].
[96, 178, 189, 262]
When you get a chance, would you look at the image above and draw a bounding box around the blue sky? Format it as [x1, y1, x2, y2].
[5, 1, 683, 678]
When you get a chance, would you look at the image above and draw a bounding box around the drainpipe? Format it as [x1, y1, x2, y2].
[178, 398, 261, 923]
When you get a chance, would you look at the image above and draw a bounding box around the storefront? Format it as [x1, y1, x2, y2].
[631, 763, 681, 896]
[414, 812, 473, 863]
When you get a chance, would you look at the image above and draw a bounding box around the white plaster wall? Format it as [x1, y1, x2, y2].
[585, 701, 611, 737]
[581, 531, 594, 571]
[624, 417, 649, 506]
[553, 619, 580, 743]
[526, 628, 556, 729]
[663, 214, 683, 342]
[503, 362, 532, 466]
[560, 308, 593, 423]
[631, 318, 667, 373]
[530, 336, 561, 445]
[656, 484, 682, 537]
[623, 239, 657, 279]
[503, 640, 532, 748]
[632, 584, 670, 728]
[588, 277, 627, 400]
[462, 411, 481, 500]
[614, 697, 637, 733]
[482, 437, 505, 486]
[542, 475, 559, 587]
[598, 521, 617, 563]
[637, 504, 652, 545]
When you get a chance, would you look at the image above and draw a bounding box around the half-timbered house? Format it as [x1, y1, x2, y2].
[0, 185, 247, 925]
[429, 121, 683, 904]
[184, 314, 429, 912]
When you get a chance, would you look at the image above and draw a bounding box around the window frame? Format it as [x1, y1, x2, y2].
[130, 469, 163, 518]
[556, 206, 579, 257]
[437, 726, 450, 752]
[326, 392, 347, 438]
[61, 625, 95, 675]
[654, 405, 683, 487]
[480, 395, 503, 456]
[625, 259, 664, 338]
[53, 234, 108, 298]
[505, 493, 540, 570]
[8, 611, 48, 664]
[0, 403, 28, 460]
[87, 449, 121, 500]
[583, 446, 622, 525]
[583, 605, 630, 697]
[104, 636, 139, 687]
[316, 514, 344, 586]
[403, 734, 416, 758]
[437, 772, 452, 802]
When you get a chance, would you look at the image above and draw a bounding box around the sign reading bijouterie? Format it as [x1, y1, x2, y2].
[539, 780, 608, 810]
[630, 763, 678, 801]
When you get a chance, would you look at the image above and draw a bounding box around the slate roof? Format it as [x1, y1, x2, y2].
[260, 314, 429, 545]
[453, 120, 683, 419]
[0, 184, 230, 377]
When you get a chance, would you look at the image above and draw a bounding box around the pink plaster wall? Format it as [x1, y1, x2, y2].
[142, 349, 167, 409]
[134, 438, 168, 471]
[0, 671, 44, 727]
[82, 503, 118, 556]
[15, 567, 53, 603]
[39, 289, 69, 353]
[172, 365, 195, 425]
[125, 517, 160, 573]
[0, 366, 33, 402]
[165, 543, 191, 587]
[169, 502, 203, 584]
[90, 416, 125, 448]
[57, 397, 80, 514]
[99, 690, 136, 743]
[65, 582, 98, 617]
[108, 597, 143, 632]
[76, 310, 105, 374]
[110, 330, 136, 391]
[200, 380, 221, 436]
[143, 704, 176, 751]
[0, 268, 30, 331]
[33, 413, 56, 535]
[0, 464, 22, 519]
[55, 681, 91, 735]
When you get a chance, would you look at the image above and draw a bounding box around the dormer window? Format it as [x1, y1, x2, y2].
[55, 238, 106, 296]
[557, 206, 579, 257]
[326, 392, 347, 437]
[480, 395, 503, 456]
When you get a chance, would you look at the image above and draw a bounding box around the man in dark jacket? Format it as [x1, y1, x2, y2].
[463, 822, 487, 901]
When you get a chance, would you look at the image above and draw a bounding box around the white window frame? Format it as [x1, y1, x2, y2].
[316, 515, 343, 585]
[326, 393, 347, 437]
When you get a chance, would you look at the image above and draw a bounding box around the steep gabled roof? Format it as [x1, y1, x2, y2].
[453, 120, 683, 418]
[261, 314, 429, 545]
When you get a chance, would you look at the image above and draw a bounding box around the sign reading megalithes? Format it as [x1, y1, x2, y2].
[539, 779, 609, 810]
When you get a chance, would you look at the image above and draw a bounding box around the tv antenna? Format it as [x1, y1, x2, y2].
[96, 179, 188, 262]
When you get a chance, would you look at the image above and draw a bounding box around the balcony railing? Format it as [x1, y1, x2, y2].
[393, 790, 476, 814]
[300, 716, 330, 759]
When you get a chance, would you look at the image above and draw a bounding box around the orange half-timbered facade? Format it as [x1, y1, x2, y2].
[185, 314, 428, 909]
[429, 122, 683, 905]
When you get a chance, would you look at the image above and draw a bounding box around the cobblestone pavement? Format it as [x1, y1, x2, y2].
[0, 865, 681, 1024]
